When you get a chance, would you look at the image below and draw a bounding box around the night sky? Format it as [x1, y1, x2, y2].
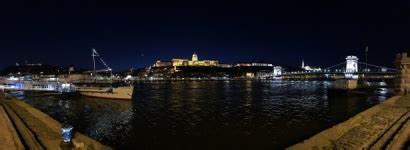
[0, 0, 409, 71]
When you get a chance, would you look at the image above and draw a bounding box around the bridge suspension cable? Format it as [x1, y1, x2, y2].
[323, 61, 346, 70]
[357, 62, 397, 71]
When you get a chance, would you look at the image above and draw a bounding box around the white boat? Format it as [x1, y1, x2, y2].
[0, 80, 76, 93]
[77, 86, 134, 100]
[75, 48, 135, 100]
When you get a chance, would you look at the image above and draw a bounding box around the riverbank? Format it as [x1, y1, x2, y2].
[288, 95, 410, 149]
[0, 92, 111, 149]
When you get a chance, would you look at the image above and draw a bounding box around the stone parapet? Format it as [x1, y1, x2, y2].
[288, 96, 410, 149]
[0, 92, 111, 150]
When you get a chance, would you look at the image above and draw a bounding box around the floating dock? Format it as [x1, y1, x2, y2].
[0, 92, 111, 150]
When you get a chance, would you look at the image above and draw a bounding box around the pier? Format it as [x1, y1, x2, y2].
[0, 92, 110, 149]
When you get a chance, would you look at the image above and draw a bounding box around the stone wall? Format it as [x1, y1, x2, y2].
[395, 52, 410, 95]
[287, 96, 409, 149]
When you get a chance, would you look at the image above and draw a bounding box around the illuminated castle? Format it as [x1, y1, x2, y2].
[154, 53, 220, 68]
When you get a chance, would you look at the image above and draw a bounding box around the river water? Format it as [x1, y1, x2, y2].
[17, 80, 390, 149]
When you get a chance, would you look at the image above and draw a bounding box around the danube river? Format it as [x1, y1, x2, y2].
[18, 80, 389, 149]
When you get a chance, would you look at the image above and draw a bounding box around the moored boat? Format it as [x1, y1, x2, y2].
[72, 48, 134, 100]
[77, 86, 134, 100]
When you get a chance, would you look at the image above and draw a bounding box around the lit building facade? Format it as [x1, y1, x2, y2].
[301, 60, 322, 71]
[236, 63, 273, 67]
[153, 61, 172, 67]
[154, 53, 220, 68]
[151, 53, 277, 78]
[218, 64, 233, 68]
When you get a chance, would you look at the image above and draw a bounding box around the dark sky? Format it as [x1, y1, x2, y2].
[0, 0, 409, 70]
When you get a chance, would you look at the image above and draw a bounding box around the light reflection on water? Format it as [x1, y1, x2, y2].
[19, 80, 390, 149]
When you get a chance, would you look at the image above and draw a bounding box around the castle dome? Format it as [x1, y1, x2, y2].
[192, 53, 198, 61]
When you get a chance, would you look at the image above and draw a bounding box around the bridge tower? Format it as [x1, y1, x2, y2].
[345, 56, 359, 79]
[273, 66, 282, 77]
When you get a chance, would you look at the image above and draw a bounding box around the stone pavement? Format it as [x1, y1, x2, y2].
[0, 92, 111, 150]
[288, 96, 410, 150]
[0, 105, 24, 150]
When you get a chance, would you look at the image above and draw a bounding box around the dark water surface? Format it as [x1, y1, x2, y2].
[19, 80, 389, 149]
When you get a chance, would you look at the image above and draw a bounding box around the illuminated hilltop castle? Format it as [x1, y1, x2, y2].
[154, 53, 220, 68]
[151, 52, 277, 78]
